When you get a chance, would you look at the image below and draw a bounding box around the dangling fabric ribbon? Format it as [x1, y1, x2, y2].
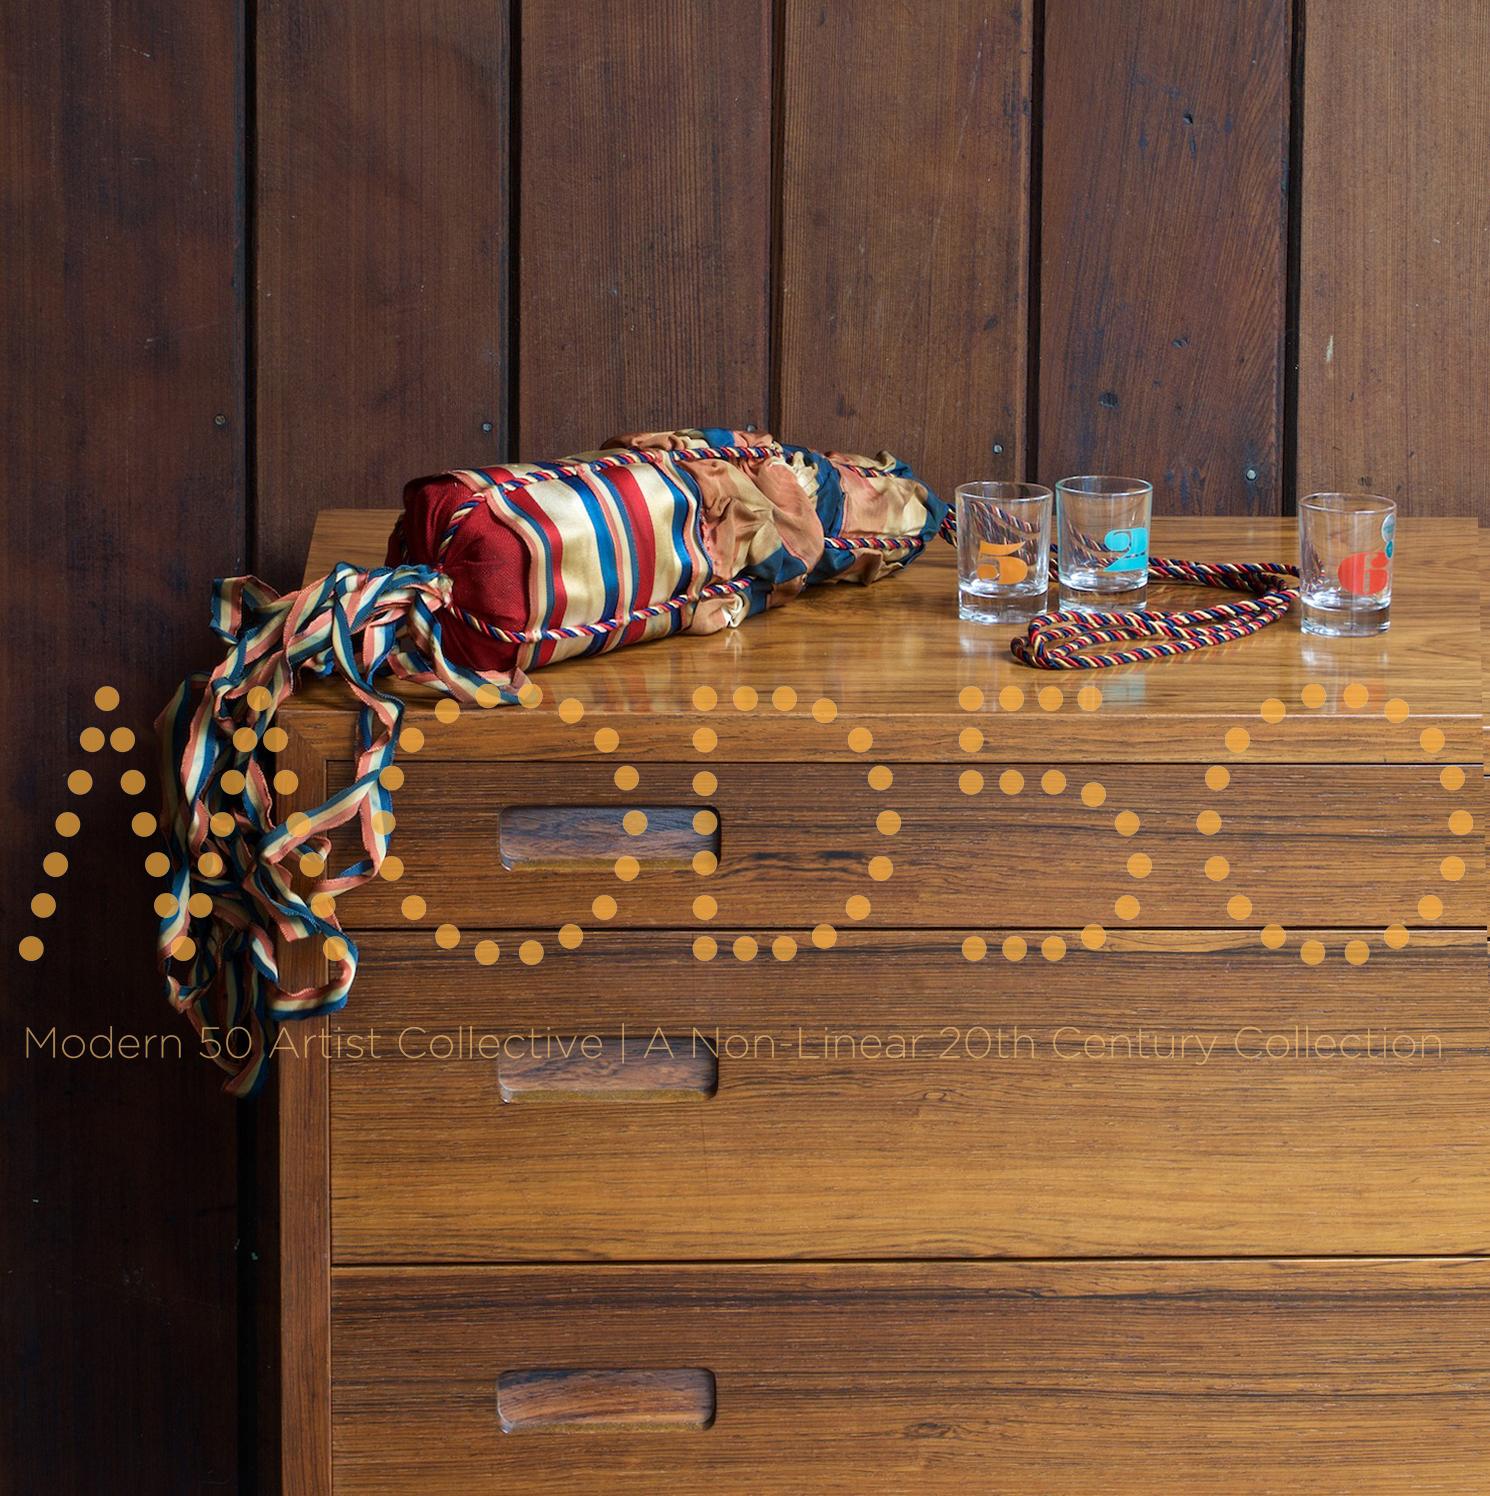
[155, 563, 518, 1095]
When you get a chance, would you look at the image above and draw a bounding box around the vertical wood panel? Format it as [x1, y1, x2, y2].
[518, 0, 771, 458]
[777, 1, 1032, 502]
[1297, 1, 1490, 515]
[0, 0, 244, 1488]
[256, 0, 510, 587]
[1040, 0, 1291, 514]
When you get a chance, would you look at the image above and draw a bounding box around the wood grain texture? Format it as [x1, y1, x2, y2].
[776, 0, 1032, 500]
[497, 1368, 715, 1432]
[329, 929, 1487, 1260]
[1039, 0, 1291, 514]
[1296, 0, 1490, 514]
[517, 0, 770, 458]
[331, 1260, 1490, 1492]
[0, 2, 244, 1488]
[255, 0, 510, 587]
[288, 512, 1483, 763]
[325, 758, 1481, 930]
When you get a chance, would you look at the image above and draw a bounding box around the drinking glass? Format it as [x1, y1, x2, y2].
[955, 482, 1052, 623]
[1298, 493, 1395, 636]
[1056, 476, 1152, 611]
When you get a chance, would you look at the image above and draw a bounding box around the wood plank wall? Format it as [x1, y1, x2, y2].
[2, 1, 1486, 1489]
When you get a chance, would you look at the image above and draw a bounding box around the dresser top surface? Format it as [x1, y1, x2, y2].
[280, 512, 1481, 762]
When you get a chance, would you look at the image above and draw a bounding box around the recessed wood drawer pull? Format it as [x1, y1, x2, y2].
[497, 1368, 716, 1432]
[498, 1035, 717, 1101]
[498, 804, 720, 871]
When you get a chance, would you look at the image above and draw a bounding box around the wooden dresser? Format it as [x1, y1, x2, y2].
[265, 514, 1489, 1493]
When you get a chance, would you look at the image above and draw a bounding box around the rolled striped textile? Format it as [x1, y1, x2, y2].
[156, 429, 945, 1094]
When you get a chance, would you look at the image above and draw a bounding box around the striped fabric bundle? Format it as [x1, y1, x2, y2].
[156, 429, 946, 1094]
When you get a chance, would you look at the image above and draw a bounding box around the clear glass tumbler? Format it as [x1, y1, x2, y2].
[1056, 476, 1152, 611]
[955, 482, 1052, 623]
[1298, 493, 1395, 636]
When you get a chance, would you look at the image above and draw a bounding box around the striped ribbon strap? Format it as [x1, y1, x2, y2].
[155, 562, 521, 1096]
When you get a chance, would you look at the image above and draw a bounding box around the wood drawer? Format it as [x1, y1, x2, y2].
[327, 929, 1490, 1261]
[329, 759, 1482, 929]
[330, 1260, 1490, 1493]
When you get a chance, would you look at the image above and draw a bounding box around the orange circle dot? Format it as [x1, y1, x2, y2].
[592, 894, 618, 920]
[517, 682, 543, 709]
[772, 936, 797, 962]
[611, 765, 640, 793]
[876, 810, 902, 836]
[1384, 924, 1410, 949]
[475, 939, 500, 965]
[693, 809, 718, 835]
[868, 855, 894, 882]
[693, 895, 718, 920]
[1342, 682, 1369, 709]
[811, 698, 837, 723]
[772, 686, 797, 711]
[79, 727, 105, 753]
[207, 811, 232, 837]
[614, 855, 641, 882]
[401, 894, 427, 921]
[1114, 811, 1140, 837]
[220, 769, 246, 796]
[1261, 924, 1287, 949]
[1002, 935, 1027, 962]
[1041, 769, 1066, 795]
[1260, 698, 1285, 724]
[998, 686, 1024, 712]
[246, 686, 273, 712]
[197, 851, 223, 878]
[262, 726, 288, 753]
[401, 727, 425, 753]
[1078, 685, 1103, 712]
[1196, 809, 1222, 835]
[847, 727, 874, 753]
[141, 853, 166, 879]
[1127, 852, 1152, 879]
[960, 769, 985, 796]
[232, 727, 258, 753]
[1342, 939, 1369, 966]
[371, 810, 395, 836]
[309, 891, 336, 918]
[1226, 894, 1253, 920]
[1204, 856, 1230, 881]
[1225, 727, 1250, 754]
[1441, 856, 1466, 881]
[693, 935, 717, 961]
[1383, 698, 1410, 724]
[19, 936, 45, 962]
[170, 936, 196, 962]
[475, 683, 505, 712]
[154, 892, 178, 918]
[94, 685, 120, 712]
[1204, 765, 1231, 792]
[558, 697, 585, 724]
[109, 727, 136, 753]
[959, 726, 984, 753]
[1449, 809, 1474, 835]
[31, 892, 56, 919]
[1420, 727, 1446, 754]
[812, 923, 837, 949]
[53, 812, 79, 838]
[1418, 894, 1444, 920]
[188, 892, 212, 918]
[379, 856, 404, 882]
[1038, 686, 1064, 712]
[558, 923, 583, 950]
[692, 727, 718, 753]
[379, 765, 405, 791]
[733, 686, 758, 711]
[845, 894, 871, 920]
[1081, 924, 1106, 951]
[868, 764, 894, 791]
[273, 769, 299, 795]
[1440, 765, 1466, 791]
[1301, 683, 1327, 709]
[733, 936, 758, 962]
[594, 727, 621, 753]
[1042, 936, 1067, 962]
[1300, 939, 1326, 966]
[693, 771, 717, 796]
[519, 939, 544, 965]
[692, 850, 718, 876]
[120, 769, 147, 795]
[1080, 781, 1107, 808]
[962, 935, 987, 962]
[998, 769, 1024, 795]
[623, 809, 648, 836]
[692, 686, 717, 711]
[1114, 894, 1140, 920]
[323, 937, 349, 962]
[959, 686, 984, 712]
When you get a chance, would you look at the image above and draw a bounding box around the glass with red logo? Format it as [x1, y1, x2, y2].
[1298, 493, 1396, 636]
